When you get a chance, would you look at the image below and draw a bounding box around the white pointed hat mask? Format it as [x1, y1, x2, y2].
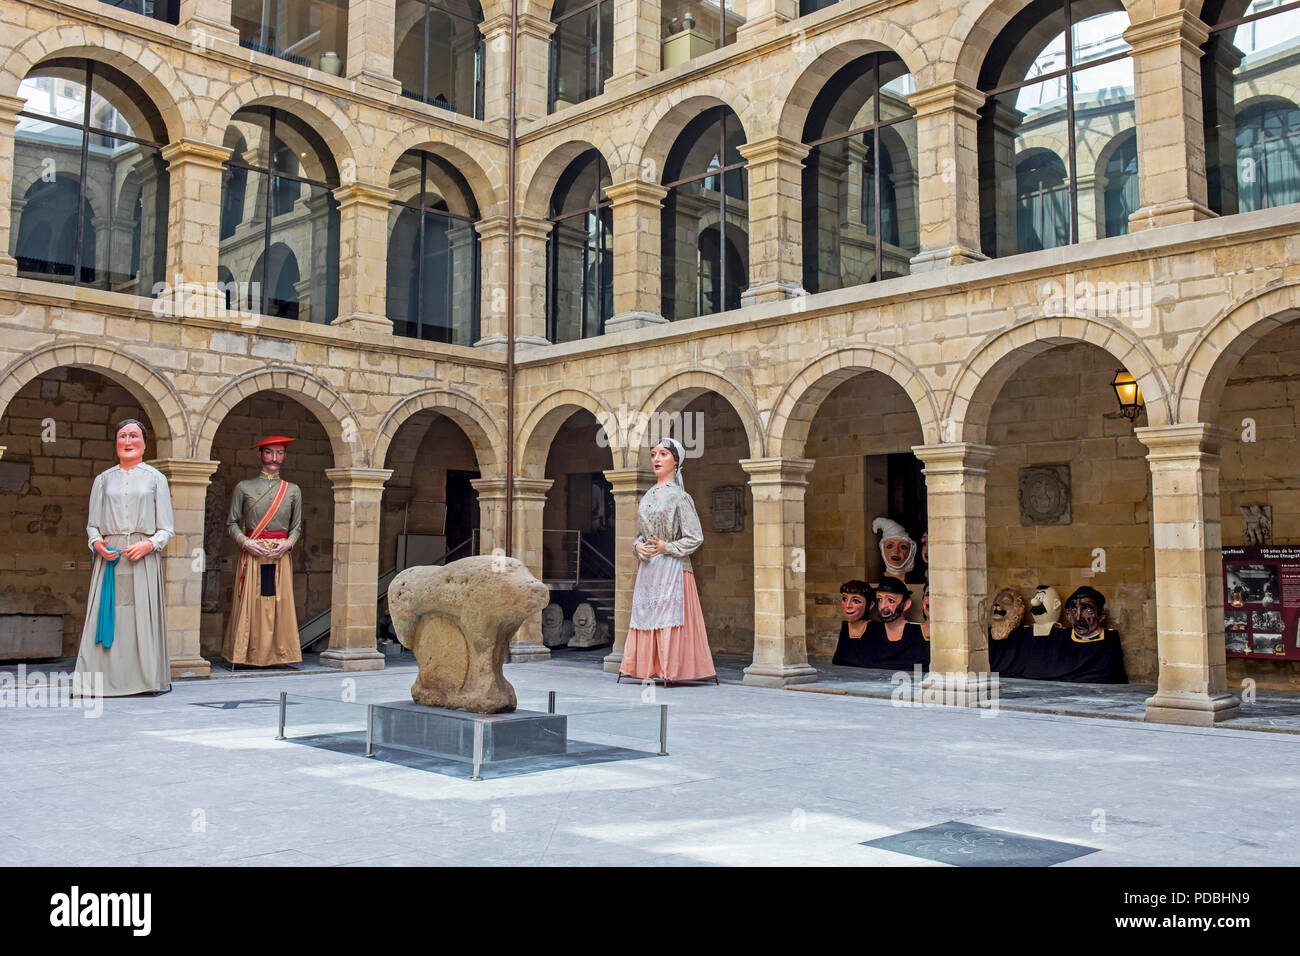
[872, 516, 917, 575]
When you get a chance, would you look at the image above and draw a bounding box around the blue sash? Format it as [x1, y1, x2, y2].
[95, 550, 121, 649]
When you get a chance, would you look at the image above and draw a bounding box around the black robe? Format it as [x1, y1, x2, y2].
[987, 625, 1026, 677]
[832, 620, 930, 670]
[1015, 624, 1128, 683]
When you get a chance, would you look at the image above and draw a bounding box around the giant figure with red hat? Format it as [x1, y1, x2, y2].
[222, 435, 304, 666]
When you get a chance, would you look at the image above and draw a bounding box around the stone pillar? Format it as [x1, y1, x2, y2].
[474, 216, 509, 348]
[737, 136, 808, 306]
[161, 139, 229, 302]
[321, 467, 392, 671]
[346, 0, 403, 94]
[332, 182, 396, 333]
[153, 459, 220, 679]
[0, 94, 24, 276]
[740, 457, 819, 687]
[607, 0, 660, 92]
[513, 215, 553, 346]
[481, 13, 556, 125]
[912, 443, 995, 675]
[601, 467, 656, 673]
[470, 477, 508, 556]
[736, 0, 797, 41]
[179, 0, 241, 48]
[1124, 11, 1216, 231]
[509, 477, 553, 661]
[1135, 424, 1240, 725]
[604, 179, 668, 333]
[908, 82, 988, 272]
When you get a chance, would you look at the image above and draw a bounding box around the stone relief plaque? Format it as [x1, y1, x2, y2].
[1018, 465, 1072, 526]
[710, 485, 745, 533]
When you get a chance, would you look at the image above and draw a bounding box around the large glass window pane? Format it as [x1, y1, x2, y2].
[879, 120, 919, 277]
[660, 0, 743, 67]
[547, 150, 612, 342]
[221, 165, 269, 311]
[101, 0, 179, 22]
[12, 126, 89, 284]
[265, 181, 338, 323]
[1072, 58, 1136, 241]
[396, 0, 484, 115]
[233, 0, 348, 73]
[1203, 1, 1300, 215]
[552, 6, 600, 108]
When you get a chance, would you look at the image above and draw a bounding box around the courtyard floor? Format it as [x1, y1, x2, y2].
[3, 655, 1299, 867]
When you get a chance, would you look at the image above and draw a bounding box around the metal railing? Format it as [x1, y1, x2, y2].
[542, 529, 615, 585]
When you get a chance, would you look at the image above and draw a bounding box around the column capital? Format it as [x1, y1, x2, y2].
[604, 179, 669, 206]
[736, 136, 811, 168]
[911, 442, 997, 473]
[469, 476, 509, 498]
[160, 138, 230, 168]
[907, 80, 986, 119]
[474, 215, 510, 241]
[511, 477, 554, 500]
[1122, 10, 1211, 56]
[602, 467, 656, 494]
[481, 11, 558, 40]
[325, 467, 393, 494]
[739, 456, 815, 486]
[332, 182, 398, 209]
[513, 215, 554, 242]
[149, 458, 220, 485]
[0, 93, 27, 125]
[1134, 423, 1229, 460]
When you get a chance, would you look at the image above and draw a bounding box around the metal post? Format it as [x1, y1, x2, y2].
[658, 704, 668, 756]
[576, 531, 582, 585]
[471, 720, 485, 781]
[275, 691, 286, 740]
[548, 690, 556, 714]
[365, 704, 375, 757]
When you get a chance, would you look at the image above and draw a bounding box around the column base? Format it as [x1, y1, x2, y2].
[909, 245, 988, 273]
[1128, 199, 1217, 232]
[741, 280, 807, 307]
[742, 661, 819, 687]
[604, 69, 650, 95]
[319, 647, 386, 671]
[473, 334, 552, 351]
[604, 311, 668, 334]
[186, 16, 241, 49]
[736, 13, 791, 41]
[349, 69, 402, 96]
[508, 641, 552, 663]
[0, 255, 16, 277]
[170, 655, 211, 680]
[602, 650, 623, 673]
[1144, 690, 1241, 726]
[331, 312, 393, 334]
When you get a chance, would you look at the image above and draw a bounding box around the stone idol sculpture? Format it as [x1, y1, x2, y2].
[388, 555, 550, 714]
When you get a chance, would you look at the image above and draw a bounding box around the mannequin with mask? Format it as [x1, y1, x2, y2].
[871, 517, 924, 622]
[619, 437, 717, 684]
[1018, 585, 1127, 683]
[832, 577, 929, 669]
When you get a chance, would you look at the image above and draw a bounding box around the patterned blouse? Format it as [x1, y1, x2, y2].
[632, 480, 704, 573]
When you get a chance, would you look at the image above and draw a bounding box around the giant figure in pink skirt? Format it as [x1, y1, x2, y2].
[620, 437, 717, 683]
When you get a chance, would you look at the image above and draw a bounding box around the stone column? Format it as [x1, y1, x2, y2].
[153, 459, 220, 679]
[346, 0, 403, 95]
[1135, 424, 1240, 725]
[736, 0, 797, 41]
[481, 13, 556, 125]
[179, 0, 241, 49]
[470, 477, 508, 556]
[912, 443, 995, 675]
[474, 216, 510, 348]
[0, 94, 25, 276]
[740, 457, 819, 687]
[601, 467, 656, 673]
[737, 136, 808, 306]
[161, 139, 229, 304]
[509, 477, 553, 661]
[604, 179, 668, 333]
[1124, 11, 1216, 231]
[908, 82, 988, 272]
[513, 215, 553, 346]
[332, 182, 397, 334]
[321, 467, 392, 670]
[607, 0, 660, 92]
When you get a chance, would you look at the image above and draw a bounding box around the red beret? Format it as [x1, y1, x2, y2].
[252, 435, 296, 450]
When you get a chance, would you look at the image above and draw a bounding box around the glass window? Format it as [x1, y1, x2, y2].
[801, 52, 918, 292]
[386, 150, 480, 344]
[232, 0, 348, 74]
[549, 0, 613, 112]
[547, 150, 612, 342]
[661, 106, 748, 321]
[798, 0, 841, 15]
[1202, 0, 1300, 215]
[977, 0, 1136, 258]
[12, 60, 169, 295]
[660, 0, 744, 68]
[219, 107, 340, 323]
[395, 0, 484, 118]
[100, 0, 179, 23]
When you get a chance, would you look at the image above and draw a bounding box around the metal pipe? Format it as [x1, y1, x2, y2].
[504, 0, 519, 558]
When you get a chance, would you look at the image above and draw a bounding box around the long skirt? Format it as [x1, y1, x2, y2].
[621, 571, 716, 681]
[75, 532, 171, 696]
[222, 549, 302, 666]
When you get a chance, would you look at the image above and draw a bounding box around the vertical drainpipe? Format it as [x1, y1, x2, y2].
[504, 0, 519, 558]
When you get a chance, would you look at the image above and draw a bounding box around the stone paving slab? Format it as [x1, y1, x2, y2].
[2, 660, 1299, 865]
